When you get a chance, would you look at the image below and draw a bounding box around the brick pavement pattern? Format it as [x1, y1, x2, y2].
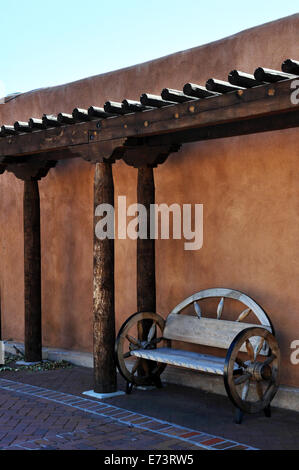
[0, 385, 198, 450]
[0, 365, 298, 450]
[0, 378, 254, 450]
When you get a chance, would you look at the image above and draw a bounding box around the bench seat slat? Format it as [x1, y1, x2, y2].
[130, 347, 238, 375]
[163, 314, 271, 354]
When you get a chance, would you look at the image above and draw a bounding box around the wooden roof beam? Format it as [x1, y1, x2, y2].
[0, 78, 298, 160]
[282, 59, 299, 75]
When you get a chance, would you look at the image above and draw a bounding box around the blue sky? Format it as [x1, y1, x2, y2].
[0, 1, 298, 96]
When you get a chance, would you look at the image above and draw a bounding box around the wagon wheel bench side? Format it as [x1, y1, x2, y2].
[115, 288, 280, 424]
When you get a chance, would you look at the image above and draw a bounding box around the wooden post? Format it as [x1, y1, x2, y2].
[93, 161, 117, 393]
[137, 167, 156, 340]
[23, 178, 42, 362]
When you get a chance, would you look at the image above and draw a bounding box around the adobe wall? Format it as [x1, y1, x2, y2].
[0, 14, 299, 387]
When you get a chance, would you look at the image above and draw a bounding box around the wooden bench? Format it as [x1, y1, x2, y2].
[115, 288, 280, 423]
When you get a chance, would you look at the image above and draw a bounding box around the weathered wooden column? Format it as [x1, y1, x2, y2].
[93, 161, 117, 393]
[81, 137, 128, 397]
[7, 160, 56, 363]
[137, 166, 156, 313]
[137, 166, 156, 341]
[23, 178, 42, 362]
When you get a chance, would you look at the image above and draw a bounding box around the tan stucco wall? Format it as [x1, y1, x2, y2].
[0, 14, 299, 387]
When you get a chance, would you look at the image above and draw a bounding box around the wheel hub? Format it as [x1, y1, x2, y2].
[246, 361, 272, 382]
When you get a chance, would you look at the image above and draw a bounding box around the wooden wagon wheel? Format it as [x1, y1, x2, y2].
[224, 327, 280, 419]
[115, 312, 170, 390]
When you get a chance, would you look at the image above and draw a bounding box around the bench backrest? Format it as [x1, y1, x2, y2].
[164, 288, 273, 355]
[163, 315, 271, 354]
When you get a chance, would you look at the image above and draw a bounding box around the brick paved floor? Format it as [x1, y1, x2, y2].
[0, 365, 298, 450]
[0, 378, 253, 450]
[0, 385, 203, 450]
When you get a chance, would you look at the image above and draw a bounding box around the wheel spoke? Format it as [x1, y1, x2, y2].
[131, 358, 141, 375]
[194, 301, 202, 319]
[233, 368, 244, 376]
[147, 323, 156, 343]
[217, 297, 224, 320]
[235, 357, 246, 368]
[236, 308, 251, 322]
[263, 354, 276, 367]
[264, 379, 274, 395]
[234, 373, 251, 385]
[241, 380, 250, 400]
[148, 337, 163, 347]
[123, 351, 131, 359]
[126, 334, 141, 347]
[256, 382, 264, 400]
[246, 339, 254, 361]
[254, 337, 265, 360]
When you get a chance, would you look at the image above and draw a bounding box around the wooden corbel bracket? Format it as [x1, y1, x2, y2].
[83, 134, 181, 167]
[84, 138, 129, 163]
[6, 159, 57, 181]
[122, 142, 181, 168]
